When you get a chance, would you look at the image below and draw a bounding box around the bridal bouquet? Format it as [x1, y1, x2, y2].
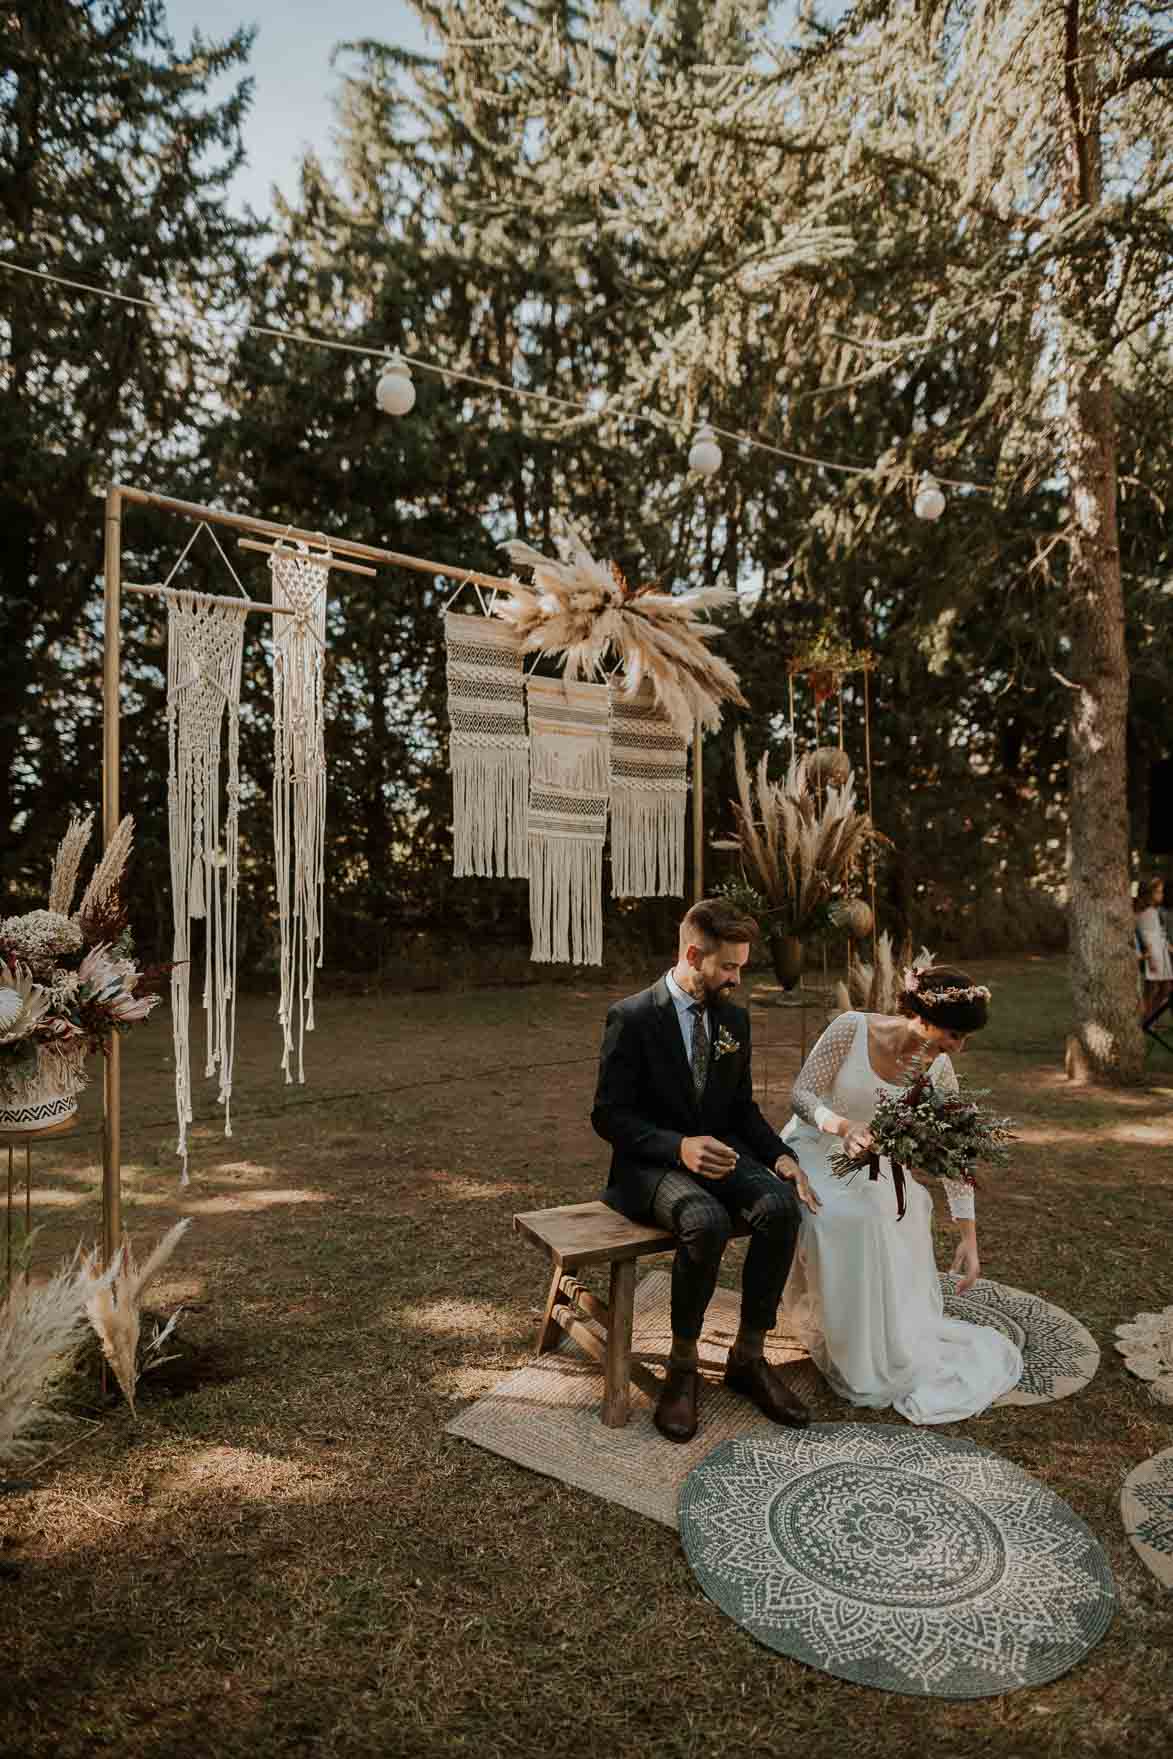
[829, 1070, 1016, 1214]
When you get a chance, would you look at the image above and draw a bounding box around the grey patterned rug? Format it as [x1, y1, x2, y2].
[939, 1275, 1100, 1405]
[679, 1425, 1116, 1698]
[1120, 1445, 1173, 1590]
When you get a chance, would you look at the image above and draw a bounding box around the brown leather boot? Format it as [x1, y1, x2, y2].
[724, 1353, 809, 1428]
[654, 1359, 700, 1442]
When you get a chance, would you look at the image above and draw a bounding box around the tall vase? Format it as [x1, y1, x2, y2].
[769, 933, 805, 991]
[0, 1044, 88, 1133]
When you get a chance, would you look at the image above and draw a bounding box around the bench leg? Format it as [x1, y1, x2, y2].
[602, 1259, 636, 1428]
[535, 1263, 566, 1356]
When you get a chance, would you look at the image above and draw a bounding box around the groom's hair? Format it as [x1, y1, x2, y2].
[680, 897, 760, 953]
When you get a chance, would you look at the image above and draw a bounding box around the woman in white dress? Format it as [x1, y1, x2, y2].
[781, 966, 1023, 1425]
[1134, 875, 1172, 1018]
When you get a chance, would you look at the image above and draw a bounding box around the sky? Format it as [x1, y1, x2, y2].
[164, 2, 434, 216]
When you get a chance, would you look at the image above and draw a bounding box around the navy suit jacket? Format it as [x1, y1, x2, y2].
[590, 976, 797, 1222]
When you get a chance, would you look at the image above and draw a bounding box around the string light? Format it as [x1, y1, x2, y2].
[375, 352, 415, 416]
[687, 425, 723, 478]
[0, 260, 989, 501]
[914, 473, 947, 521]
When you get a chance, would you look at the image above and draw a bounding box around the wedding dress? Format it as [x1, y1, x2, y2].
[781, 1010, 1023, 1424]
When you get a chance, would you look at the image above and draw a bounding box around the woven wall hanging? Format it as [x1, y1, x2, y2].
[609, 680, 687, 897]
[268, 545, 330, 1086]
[445, 611, 529, 879]
[526, 677, 610, 965]
[165, 589, 249, 1179]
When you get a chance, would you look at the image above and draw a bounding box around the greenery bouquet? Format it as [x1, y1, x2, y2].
[829, 1069, 1017, 1217]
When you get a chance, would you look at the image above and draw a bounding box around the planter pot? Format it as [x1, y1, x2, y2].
[830, 898, 874, 940]
[0, 1045, 88, 1134]
[808, 745, 852, 789]
[769, 933, 805, 991]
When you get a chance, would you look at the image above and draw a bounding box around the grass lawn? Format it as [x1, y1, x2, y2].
[1, 955, 1171, 1758]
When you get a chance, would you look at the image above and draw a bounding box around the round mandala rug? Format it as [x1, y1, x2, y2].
[1120, 1446, 1173, 1589]
[679, 1425, 1116, 1697]
[938, 1274, 1100, 1405]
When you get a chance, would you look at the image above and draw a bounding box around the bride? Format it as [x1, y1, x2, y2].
[781, 965, 1023, 1424]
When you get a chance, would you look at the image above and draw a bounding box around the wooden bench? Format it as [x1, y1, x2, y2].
[513, 1199, 749, 1428]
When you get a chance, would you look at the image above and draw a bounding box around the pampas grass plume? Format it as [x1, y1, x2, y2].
[0, 1250, 105, 1466]
[76, 814, 134, 930]
[48, 812, 95, 916]
[80, 1219, 192, 1413]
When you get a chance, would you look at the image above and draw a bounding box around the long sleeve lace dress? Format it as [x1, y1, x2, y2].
[781, 1011, 1022, 1424]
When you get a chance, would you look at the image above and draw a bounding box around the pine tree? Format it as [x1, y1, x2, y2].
[0, 0, 258, 897]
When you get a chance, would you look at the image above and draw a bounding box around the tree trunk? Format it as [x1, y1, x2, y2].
[1061, 3, 1144, 1080]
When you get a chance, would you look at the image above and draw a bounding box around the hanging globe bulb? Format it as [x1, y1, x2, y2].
[375, 353, 416, 416]
[688, 425, 723, 478]
[914, 472, 946, 521]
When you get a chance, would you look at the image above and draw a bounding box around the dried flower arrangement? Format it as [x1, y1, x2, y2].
[714, 734, 875, 942]
[0, 813, 162, 1122]
[835, 939, 938, 1016]
[496, 531, 747, 737]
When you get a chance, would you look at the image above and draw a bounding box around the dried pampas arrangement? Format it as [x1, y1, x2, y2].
[835, 939, 936, 1015]
[0, 1250, 106, 1465]
[80, 1219, 191, 1412]
[497, 532, 746, 738]
[717, 734, 874, 938]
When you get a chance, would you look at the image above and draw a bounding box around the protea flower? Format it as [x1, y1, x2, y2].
[0, 960, 50, 1045]
[77, 945, 159, 1025]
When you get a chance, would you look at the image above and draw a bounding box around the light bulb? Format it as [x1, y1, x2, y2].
[914, 473, 946, 521]
[688, 425, 722, 478]
[375, 354, 416, 416]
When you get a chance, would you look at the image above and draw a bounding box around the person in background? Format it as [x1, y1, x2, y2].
[1134, 876, 1173, 1019]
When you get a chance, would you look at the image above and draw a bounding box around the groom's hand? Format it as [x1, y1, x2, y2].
[775, 1156, 821, 1213]
[680, 1136, 738, 1178]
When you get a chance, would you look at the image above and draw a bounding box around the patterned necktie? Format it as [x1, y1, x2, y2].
[689, 1003, 711, 1099]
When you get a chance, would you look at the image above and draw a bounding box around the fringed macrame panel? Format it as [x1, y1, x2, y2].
[165, 590, 248, 1179]
[609, 681, 688, 897]
[445, 612, 529, 878]
[526, 677, 610, 965]
[269, 547, 330, 1086]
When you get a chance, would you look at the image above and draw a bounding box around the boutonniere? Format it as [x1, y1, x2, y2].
[714, 1024, 740, 1060]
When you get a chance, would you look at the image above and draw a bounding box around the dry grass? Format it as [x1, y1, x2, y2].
[0, 958, 1171, 1758]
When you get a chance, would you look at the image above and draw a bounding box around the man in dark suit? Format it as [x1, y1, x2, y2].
[591, 898, 819, 1442]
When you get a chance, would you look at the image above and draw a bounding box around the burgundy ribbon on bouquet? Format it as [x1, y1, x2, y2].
[865, 1152, 907, 1220]
[866, 1068, 933, 1220]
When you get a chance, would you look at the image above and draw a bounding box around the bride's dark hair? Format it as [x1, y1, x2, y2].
[897, 964, 990, 1034]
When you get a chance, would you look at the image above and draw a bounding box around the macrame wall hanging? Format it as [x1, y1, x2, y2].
[526, 677, 610, 965]
[609, 680, 688, 897]
[165, 589, 249, 1180]
[445, 610, 529, 879]
[268, 544, 331, 1085]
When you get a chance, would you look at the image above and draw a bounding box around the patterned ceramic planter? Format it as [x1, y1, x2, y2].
[0, 1045, 87, 1133]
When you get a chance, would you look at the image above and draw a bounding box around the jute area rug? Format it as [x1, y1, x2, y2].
[445, 1269, 1095, 1526]
[680, 1427, 1117, 1698]
[1120, 1444, 1173, 1590]
[446, 1270, 830, 1529]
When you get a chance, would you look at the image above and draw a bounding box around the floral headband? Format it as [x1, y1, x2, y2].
[902, 968, 992, 1006]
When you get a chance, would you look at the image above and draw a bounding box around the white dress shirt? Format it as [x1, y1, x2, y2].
[665, 969, 709, 1070]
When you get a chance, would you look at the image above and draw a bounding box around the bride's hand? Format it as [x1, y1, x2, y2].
[839, 1121, 874, 1160]
[950, 1234, 981, 1293]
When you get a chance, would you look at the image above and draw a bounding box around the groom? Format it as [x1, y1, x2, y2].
[592, 898, 819, 1442]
